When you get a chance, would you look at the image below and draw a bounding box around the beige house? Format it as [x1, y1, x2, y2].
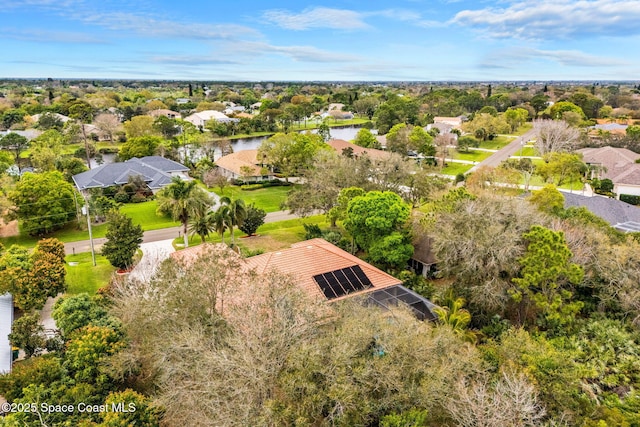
[184, 110, 237, 128]
[215, 149, 274, 182]
[578, 146, 640, 198]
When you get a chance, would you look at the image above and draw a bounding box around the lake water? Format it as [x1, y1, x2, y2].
[229, 126, 372, 151]
[94, 126, 371, 166]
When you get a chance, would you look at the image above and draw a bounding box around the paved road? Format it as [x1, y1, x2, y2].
[64, 209, 305, 255]
[467, 129, 537, 173]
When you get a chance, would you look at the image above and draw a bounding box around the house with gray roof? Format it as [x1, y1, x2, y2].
[72, 156, 189, 194]
[563, 192, 640, 232]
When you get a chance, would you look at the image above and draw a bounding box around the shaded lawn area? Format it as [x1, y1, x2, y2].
[175, 214, 328, 253]
[441, 163, 473, 176]
[450, 150, 492, 162]
[210, 185, 292, 212]
[478, 135, 516, 150]
[65, 252, 116, 295]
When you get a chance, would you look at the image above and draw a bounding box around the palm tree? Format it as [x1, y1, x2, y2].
[434, 289, 476, 343]
[188, 214, 213, 243]
[219, 197, 247, 245]
[156, 177, 212, 247]
[210, 206, 231, 244]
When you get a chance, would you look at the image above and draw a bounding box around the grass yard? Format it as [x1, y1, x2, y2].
[211, 185, 292, 212]
[478, 135, 516, 150]
[120, 201, 180, 230]
[65, 252, 116, 295]
[441, 162, 474, 176]
[450, 150, 492, 162]
[513, 123, 533, 135]
[511, 146, 539, 157]
[175, 214, 328, 253]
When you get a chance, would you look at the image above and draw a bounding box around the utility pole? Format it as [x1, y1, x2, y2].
[81, 195, 96, 266]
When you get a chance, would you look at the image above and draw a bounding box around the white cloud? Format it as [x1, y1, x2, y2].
[480, 47, 629, 68]
[151, 55, 240, 65]
[221, 40, 361, 63]
[453, 0, 640, 39]
[262, 7, 369, 30]
[79, 12, 261, 40]
[0, 28, 107, 44]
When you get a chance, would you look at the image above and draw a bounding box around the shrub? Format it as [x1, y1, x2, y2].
[620, 194, 640, 205]
[130, 193, 147, 203]
[455, 173, 465, 183]
[241, 183, 265, 191]
[114, 191, 130, 203]
[303, 223, 322, 239]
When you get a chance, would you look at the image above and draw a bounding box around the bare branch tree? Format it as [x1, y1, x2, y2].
[533, 119, 580, 156]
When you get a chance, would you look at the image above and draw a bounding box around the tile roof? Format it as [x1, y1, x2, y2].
[244, 238, 401, 302]
[72, 156, 189, 190]
[327, 139, 391, 161]
[215, 149, 263, 176]
[578, 146, 640, 184]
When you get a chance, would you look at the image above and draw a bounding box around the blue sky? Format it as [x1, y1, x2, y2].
[1, 0, 639, 81]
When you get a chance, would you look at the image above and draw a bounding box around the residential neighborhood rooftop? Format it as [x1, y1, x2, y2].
[563, 192, 640, 229]
[327, 139, 391, 161]
[72, 156, 189, 191]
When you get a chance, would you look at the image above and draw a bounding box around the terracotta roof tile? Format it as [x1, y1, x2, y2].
[215, 149, 263, 176]
[245, 238, 401, 302]
[327, 139, 391, 161]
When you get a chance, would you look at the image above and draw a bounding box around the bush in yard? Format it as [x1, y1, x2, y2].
[238, 203, 266, 236]
[101, 210, 143, 270]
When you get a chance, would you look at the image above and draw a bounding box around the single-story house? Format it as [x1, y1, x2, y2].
[172, 239, 438, 321]
[563, 192, 640, 232]
[433, 116, 464, 128]
[327, 139, 391, 161]
[72, 156, 190, 194]
[0, 293, 13, 374]
[215, 150, 274, 182]
[183, 110, 238, 128]
[244, 239, 438, 320]
[577, 146, 640, 198]
[148, 109, 181, 120]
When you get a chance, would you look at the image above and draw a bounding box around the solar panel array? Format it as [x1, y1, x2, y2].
[313, 265, 372, 300]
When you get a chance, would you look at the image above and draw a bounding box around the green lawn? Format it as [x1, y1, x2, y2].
[478, 135, 516, 150]
[511, 146, 539, 157]
[210, 185, 292, 212]
[513, 123, 533, 136]
[175, 214, 328, 253]
[441, 163, 474, 176]
[120, 201, 180, 230]
[65, 252, 116, 295]
[450, 150, 492, 162]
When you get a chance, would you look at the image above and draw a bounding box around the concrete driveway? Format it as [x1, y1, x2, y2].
[129, 239, 176, 281]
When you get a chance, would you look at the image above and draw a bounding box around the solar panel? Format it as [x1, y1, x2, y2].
[313, 265, 372, 300]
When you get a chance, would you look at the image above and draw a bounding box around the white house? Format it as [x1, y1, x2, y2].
[183, 110, 238, 128]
